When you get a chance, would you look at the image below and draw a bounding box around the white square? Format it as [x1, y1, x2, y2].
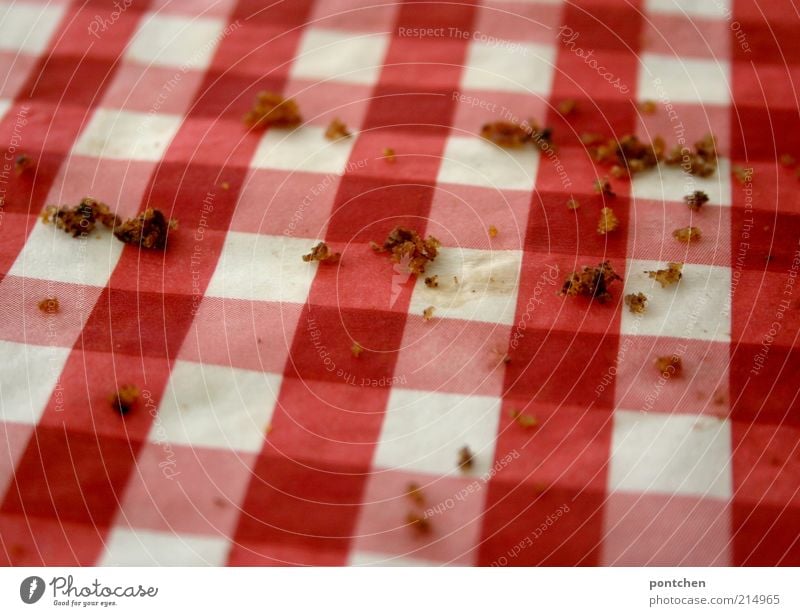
[251, 125, 355, 174]
[0, 341, 70, 425]
[438, 135, 540, 190]
[0, 2, 65, 54]
[73, 108, 182, 161]
[374, 388, 501, 476]
[291, 28, 389, 85]
[462, 40, 555, 94]
[645, 0, 732, 18]
[631, 157, 731, 205]
[152, 360, 281, 453]
[100, 528, 228, 565]
[125, 13, 225, 69]
[620, 260, 731, 342]
[0, 99, 12, 120]
[609, 409, 732, 499]
[206, 232, 318, 304]
[8, 219, 124, 287]
[409, 247, 521, 326]
[638, 53, 731, 105]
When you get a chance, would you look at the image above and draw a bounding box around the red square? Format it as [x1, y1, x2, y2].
[731, 207, 800, 272]
[79, 287, 196, 359]
[37, 350, 171, 441]
[231, 0, 315, 25]
[450, 89, 549, 143]
[478, 483, 605, 565]
[119, 443, 256, 536]
[732, 422, 800, 508]
[642, 14, 730, 60]
[732, 502, 800, 565]
[730, 344, 800, 426]
[102, 64, 205, 115]
[53, 4, 146, 60]
[2, 427, 139, 527]
[380, 38, 467, 91]
[345, 129, 449, 183]
[232, 454, 367, 564]
[0, 214, 35, 278]
[0, 52, 38, 99]
[285, 304, 404, 387]
[0, 421, 33, 497]
[363, 85, 457, 134]
[474, 1, 561, 46]
[310, 0, 399, 33]
[394, 0, 477, 33]
[286, 79, 373, 131]
[551, 48, 637, 102]
[636, 102, 731, 159]
[209, 22, 301, 80]
[267, 377, 389, 468]
[731, 269, 800, 347]
[0, 512, 105, 566]
[23, 56, 115, 107]
[730, 105, 800, 161]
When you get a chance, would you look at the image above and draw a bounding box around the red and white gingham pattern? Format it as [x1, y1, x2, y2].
[0, 0, 798, 566]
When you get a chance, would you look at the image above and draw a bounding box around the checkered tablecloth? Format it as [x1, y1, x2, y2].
[0, 0, 798, 567]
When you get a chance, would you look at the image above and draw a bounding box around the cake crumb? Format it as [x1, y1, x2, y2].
[566, 197, 580, 210]
[639, 100, 657, 114]
[423, 306, 435, 321]
[114, 208, 177, 249]
[350, 342, 363, 358]
[244, 91, 301, 129]
[684, 190, 709, 211]
[646, 262, 683, 287]
[220, 181, 230, 190]
[732, 165, 753, 184]
[110, 385, 139, 415]
[382, 147, 396, 163]
[406, 512, 431, 535]
[424, 275, 438, 288]
[594, 176, 615, 196]
[560, 261, 621, 304]
[41, 197, 120, 237]
[510, 409, 538, 429]
[14, 154, 34, 175]
[302, 241, 340, 263]
[597, 207, 619, 234]
[38, 297, 60, 314]
[624, 292, 647, 314]
[672, 226, 702, 243]
[488, 225, 498, 238]
[457, 445, 474, 471]
[666, 134, 717, 177]
[655, 355, 682, 377]
[558, 99, 577, 115]
[406, 482, 425, 505]
[376, 226, 440, 274]
[779, 154, 795, 167]
[325, 118, 351, 141]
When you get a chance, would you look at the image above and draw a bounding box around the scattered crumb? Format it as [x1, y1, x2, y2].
[732, 165, 753, 183]
[566, 197, 580, 210]
[114, 208, 177, 249]
[684, 190, 709, 211]
[646, 262, 683, 287]
[594, 176, 615, 196]
[780, 154, 795, 167]
[597, 207, 619, 234]
[110, 385, 139, 415]
[423, 306, 435, 321]
[615, 134, 664, 174]
[424, 275, 439, 288]
[558, 99, 576, 115]
[375, 226, 440, 274]
[220, 181, 230, 190]
[480, 119, 552, 150]
[38, 297, 60, 314]
[488, 225, 498, 238]
[14, 154, 34, 175]
[639, 100, 657, 114]
[510, 409, 538, 429]
[302, 241, 340, 263]
[610, 164, 627, 179]
[453, 276, 458, 285]
[244, 91, 301, 129]
[457, 445, 474, 471]
[350, 342, 363, 358]
[655, 355, 682, 377]
[560, 261, 622, 304]
[665, 134, 717, 177]
[325, 118, 351, 141]
[624, 292, 647, 314]
[382, 147, 396, 163]
[406, 482, 425, 505]
[580, 132, 603, 146]
[672, 226, 702, 243]
[41, 197, 120, 238]
[406, 512, 431, 535]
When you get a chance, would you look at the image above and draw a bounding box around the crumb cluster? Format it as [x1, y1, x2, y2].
[655, 355, 682, 377]
[302, 241, 340, 264]
[110, 385, 139, 415]
[244, 91, 302, 129]
[458, 445, 474, 471]
[560, 261, 621, 304]
[38, 297, 59, 314]
[597, 207, 619, 234]
[324, 118, 351, 141]
[372, 226, 440, 274]
[624, 292, 648, 314]
[114, 208, 177, 249]
[684, 190, 709, 211]
[480, 119, 552, 150]
[665, 134, 718, 177]
[42, 197, 120, 237]
[672, 226, 702, 243]
[646, 262, 683, 287]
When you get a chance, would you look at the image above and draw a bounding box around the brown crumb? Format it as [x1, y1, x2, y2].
[220, 181, 230, 190]
[14, 154, 34, 175]
[566, 197, 580, 210]
[114, 208, 177, 249]
[406, 482, 425, 506]
[655, 355, 682, 377]
[244, 91, 301, 129]
[457, 445, 474, 471]
[376, 226, 440, 274]
[624, 292, 647, 314]
[302, 241, 340, 263]
[580, 132, 604, 146]
[610, 164, 627, 179]
[732, 165, 753, 184]
[325, 118, 351, 141]
[639, 100, 657, 114]
[597, 207, 619, 234]
[41, 197, 120, 238]
[38, 297, 60, 314]
[615, 134, 665, 174]
[423, 306, 435, 321]
[665, 134, 718, 177]
[110, 385, 139, 415]
[779, 154, 795, 167]
[480, 119, 552, 150]
[560, 261, 621, 304]
[510, 409, 538, 429]
[558, 99, 576, 115]
[424, 275, 439, 288]
[488, 224, 498, 238]
[646, 262, 683, 287]
[382, 147, 396, 163]
[594, 176, 615, 196]
[350, 342, 363, 358]
[406, 512, 431, 535]
[684, 190, 709, 211]
[672, 226, 702, 243]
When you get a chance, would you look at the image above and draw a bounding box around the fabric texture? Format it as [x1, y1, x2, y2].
[0, 0, 798, 566]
